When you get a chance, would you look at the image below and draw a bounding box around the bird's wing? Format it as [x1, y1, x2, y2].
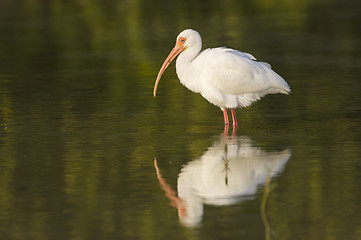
[197, 48, 286, 95]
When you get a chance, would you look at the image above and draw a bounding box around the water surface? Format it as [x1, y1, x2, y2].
[0, 0, 360, 239]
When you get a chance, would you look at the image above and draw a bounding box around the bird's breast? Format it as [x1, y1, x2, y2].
[176, 57, 203, 94]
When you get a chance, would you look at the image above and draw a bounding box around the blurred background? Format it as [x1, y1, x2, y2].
[0, 0, 360, 239]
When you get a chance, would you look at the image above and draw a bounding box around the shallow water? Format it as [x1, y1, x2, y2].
[0, 1, 360, 239]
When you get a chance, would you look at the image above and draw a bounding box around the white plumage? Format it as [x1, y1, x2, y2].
[154, 29, 291, 126]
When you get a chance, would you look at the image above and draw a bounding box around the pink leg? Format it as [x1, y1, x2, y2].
[231, 108, 238, 127]
[222, 108, 229, 126]
[223, 125, 229, 137]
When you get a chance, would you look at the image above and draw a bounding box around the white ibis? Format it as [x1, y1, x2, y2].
[153, 29, 291, 126]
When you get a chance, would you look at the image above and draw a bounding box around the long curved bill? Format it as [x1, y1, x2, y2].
[153, 45, 184, 96]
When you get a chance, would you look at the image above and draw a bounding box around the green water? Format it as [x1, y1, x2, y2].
[0, 0, 360, 239]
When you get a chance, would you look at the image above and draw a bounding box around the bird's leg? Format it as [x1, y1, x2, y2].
[222, 108, 229, 126]
[222, 108, 230, 136]
[231, 108, 238, 127]
[232, 125, 237, 136]
[223, 125, 229, 137]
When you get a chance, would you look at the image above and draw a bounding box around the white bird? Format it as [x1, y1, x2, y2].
[153, 29, 291, 126]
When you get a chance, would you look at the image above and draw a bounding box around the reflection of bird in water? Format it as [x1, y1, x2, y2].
[154, 135, 291, 227]
[153, 29, 291, 126]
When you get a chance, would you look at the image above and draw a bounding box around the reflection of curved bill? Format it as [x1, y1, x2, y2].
[154, 135, 291, 227]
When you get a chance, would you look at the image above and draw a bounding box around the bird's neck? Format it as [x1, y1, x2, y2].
[176, 46, 201, 85]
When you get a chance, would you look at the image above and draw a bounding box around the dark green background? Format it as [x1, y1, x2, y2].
[0, 0, 360, 239]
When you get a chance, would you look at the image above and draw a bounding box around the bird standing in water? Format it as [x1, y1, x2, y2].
[153, 29, 290, 127]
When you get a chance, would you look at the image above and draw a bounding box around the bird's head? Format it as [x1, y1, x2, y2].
[176, 29, 202, 50]
[153, 29, 201, 97]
